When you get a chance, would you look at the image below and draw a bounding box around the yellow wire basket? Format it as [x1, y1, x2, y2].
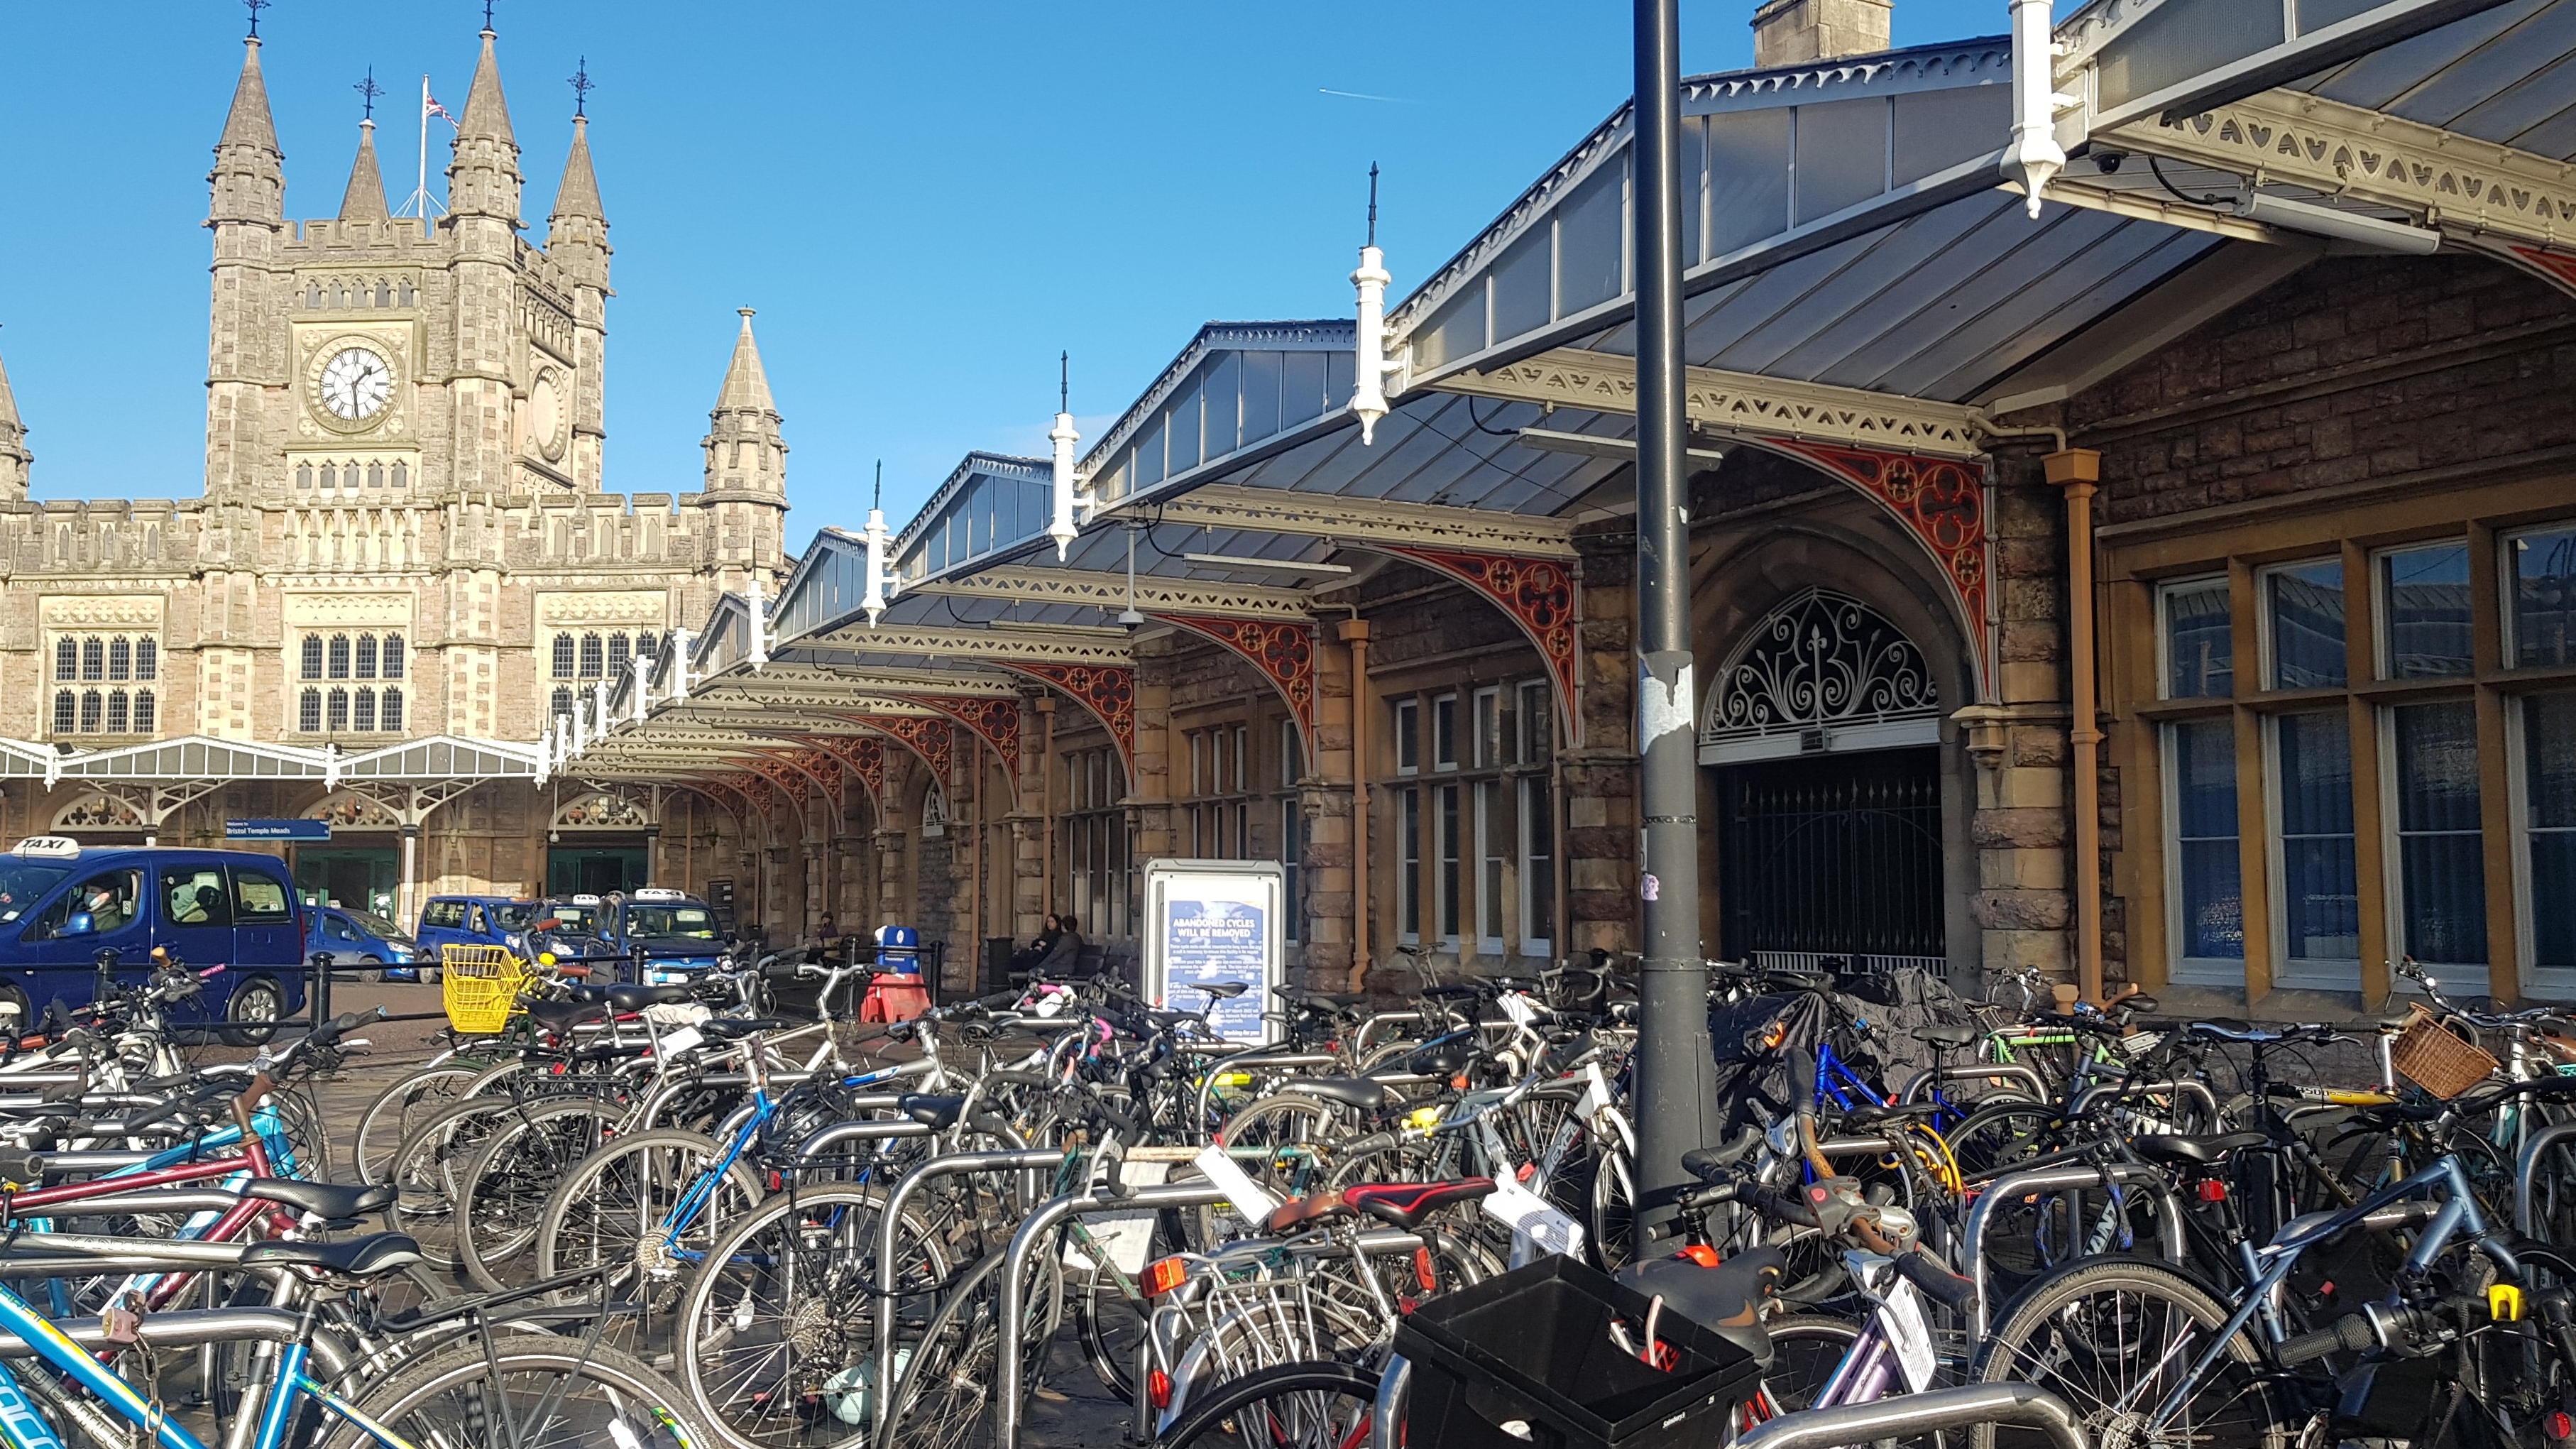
[441, 944, 532, 1034]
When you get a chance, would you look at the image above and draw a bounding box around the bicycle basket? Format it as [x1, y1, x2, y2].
[2389, 1005, 2497, 1100]
[441, 944, 531, 1034]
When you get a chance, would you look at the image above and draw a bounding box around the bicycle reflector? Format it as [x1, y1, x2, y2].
[2198, 1179, 2227, 1203]
[537, 951, 558, 966]
[2490, 1284, 2526, 1322]
[1142, 1257, 1188, 1298]
[2546, 1411, 2572, 1441]
[1149, 1368, 1173, 1411]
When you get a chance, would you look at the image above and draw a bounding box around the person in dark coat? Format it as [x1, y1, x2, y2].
[1012, 914, 1062, 971]
[1036, 914, 1085, 974]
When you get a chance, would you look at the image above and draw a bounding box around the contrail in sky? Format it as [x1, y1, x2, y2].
[1319, 87, 1413, 103]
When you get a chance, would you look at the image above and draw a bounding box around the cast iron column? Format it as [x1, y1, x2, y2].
[1631, 0, 1718, 1239]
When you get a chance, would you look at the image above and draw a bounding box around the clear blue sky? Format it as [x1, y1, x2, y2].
[0, 1, 2001, 549]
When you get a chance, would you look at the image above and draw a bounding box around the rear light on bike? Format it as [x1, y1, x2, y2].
[2198, 1179, 2227, 1203]
[1678, 1245, 1721, 1268]
[1414, 1247, 1438, 1293]
[2546, 1411, 2572, 1441]
[1450, 1074, 1471, 1090]
[1516, 1162, 1536, 1183]
[1142, 1257, 1188, 1298]
[1148, 1369, 1173, 1410]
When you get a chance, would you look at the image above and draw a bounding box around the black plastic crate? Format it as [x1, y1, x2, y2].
[1392, 1256, 1761, 1449]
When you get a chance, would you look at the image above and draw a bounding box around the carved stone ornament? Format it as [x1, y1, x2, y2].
[283, 592, 417, 628]
[1701, 589, 1939, 747]
[553, 792, 651, 829]
[536, 591, 672, 628]
[55, 794, 146, 830]
[305, 791, 401, 829]
[40, 596, 166, 630]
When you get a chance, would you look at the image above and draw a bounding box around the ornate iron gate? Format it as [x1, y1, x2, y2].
[1716, 746, 1943, 968]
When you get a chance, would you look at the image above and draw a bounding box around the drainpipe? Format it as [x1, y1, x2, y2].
[1038, 697, 1057, 916]
[2046, 447, 2105, 1006]
[1340, 620, 1371, 992]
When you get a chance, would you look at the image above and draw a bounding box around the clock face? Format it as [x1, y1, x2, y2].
[529, 373, 568, 462]
[319, 347, 392, 422]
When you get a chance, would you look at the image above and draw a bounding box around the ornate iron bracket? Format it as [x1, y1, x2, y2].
[906, 694, 1020, 768]
[853, 713, 953, 792]
[1376, 545, 1582, 745]
[999, 662, 1136, 776]
[1156, 615, 1319, 759]
[1753, 439, 1990, 694]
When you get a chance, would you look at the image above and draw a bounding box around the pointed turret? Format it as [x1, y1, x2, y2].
[209, 38, 283, 224]
[547, 115, 610, 274]
[338, 119, 390, 223]
[444, 29, 522, 224]
[702, 310, 786, 497]
[0, 332, 31, 503]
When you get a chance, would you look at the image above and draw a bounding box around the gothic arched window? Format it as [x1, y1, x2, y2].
[355, 635, 378, 679]
[380, 637, 404, 679]
[134, 639, 155, 682]
[380, 688, 404, 732]
[79, 691, 101, 733]
[298, 689, 322, 733]
[131, 690, 154, 733]
[353, 688, 376, 732]
[390, 461, 408, 489]
[398, 279, 415, 307]
[53, 640, 75, 682]
[80, 638, 102, 682]
[107, 639, 130, 682]
[301, 637, 324, 679]
[296, 463, 313, 489]
[328, 635, 351, 680]
[319, 463, 337, 490]
[579, 634, 604, 678]
[635, 632, 659, 665]
[607, 634, 631, 679]
[326, 689, 350, 733]
[368, 462, 385, 488]
[104, 690, 128, 733]
[551, 636, 576, 679]
[551, 687, 574, 722]
[53, 691, 75, 734]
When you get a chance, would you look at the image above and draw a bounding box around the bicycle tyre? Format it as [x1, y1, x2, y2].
[1157, 1360, 1379, 1449]
[351, 1060, 487, 1186]
[456, 1095, 626, 1293]
[1970, 1256, 2286, 1449]
[318, 1335, 706, 1449]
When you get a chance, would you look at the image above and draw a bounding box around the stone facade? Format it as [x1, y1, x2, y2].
[0, 31, 789, 915]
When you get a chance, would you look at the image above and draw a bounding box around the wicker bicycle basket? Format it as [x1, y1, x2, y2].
[440, 944, 532, 1034]
[2390, 1004, 2499, 1100]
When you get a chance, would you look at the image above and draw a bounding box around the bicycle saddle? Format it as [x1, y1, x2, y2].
[1682, 1128, 1763, 1181]
[1404, 1037, 1477, 1076]
[1912, 1023, 1981, 1049]
[1190, 981, 1250, 999]
[1275, 985, 1365, 1009]
[694, 1016, 789, 1041]
[605, 983, 697, 1012]
[241, 1232, 424, 1278]
[243, 1178, 395, 1221]
[1340, 1178, 1495, 1231]
[2130, 1130, 2267, 1167]
[1838, 1102, 1944, 1128]
[1280, 1077, 1390, 1115]
[522, 999, 608, 1034]
[899, 1093, 968, 1130]
[1615, 1245, 1787, 1369]
[1763, 970, 1836, 993]
[1262, 1190, 1347, 1233]
[2116, 994, 2161, 1015]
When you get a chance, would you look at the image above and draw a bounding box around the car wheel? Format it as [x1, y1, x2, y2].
[358, 955, 385, 985]
[221, 974, 287, 1047]
[0, 983, 30, 1042]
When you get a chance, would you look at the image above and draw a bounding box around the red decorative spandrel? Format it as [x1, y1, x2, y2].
[909, 695, 1021, 764]
[1002, 662, 1136, 773]
[804, 735, 886, 797]
[2509, 244, 2576, 294]
[854, 714, 953, 792]
[1157, 615, 1317, 756]
[1758, 439, 1990, 689]
[1380, 545, 1581, 745]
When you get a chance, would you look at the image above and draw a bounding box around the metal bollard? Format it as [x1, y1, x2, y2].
[874, 1147, 1064, 1418]
[1733, 1382, 2089, 1449]
[1966, 1162, 2186, 1338]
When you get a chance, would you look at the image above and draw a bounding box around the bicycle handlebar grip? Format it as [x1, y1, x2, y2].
[1740, 1182, 1822, 1230]
[1783, 1044, 1816, 1108]
[1892, 1247, 1980, 1313]
[0, 1149, 45, 1183]
[2276, 1312, 2377, 1366]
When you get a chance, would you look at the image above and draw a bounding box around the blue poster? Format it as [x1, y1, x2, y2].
[1163, 897, 1267, 1042]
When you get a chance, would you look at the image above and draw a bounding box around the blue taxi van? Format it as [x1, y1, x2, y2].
[0, 836, 310, 1032]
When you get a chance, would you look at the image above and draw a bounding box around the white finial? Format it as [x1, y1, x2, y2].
[746, 574, 769, 672]
[1047, 351, 1092, 560]
[863, 460, 892, 626]
[670, 625, 694, 700]
[592, 679, 611, 736]
[629, 657, 649, 723]
[1349, 164, 1401, 446]
[2002, 0, 2068, 219]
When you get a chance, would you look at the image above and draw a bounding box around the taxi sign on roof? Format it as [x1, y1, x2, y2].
[11, 836, 82, 859]
[632, 887, 689, 901]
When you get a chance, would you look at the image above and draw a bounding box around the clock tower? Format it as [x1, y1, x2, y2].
[203, 26, 608, 503]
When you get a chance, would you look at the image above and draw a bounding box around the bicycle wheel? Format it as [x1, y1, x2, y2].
[1761, 1313, 1863, 1414]
[1947, 1101, 2065, 1181]
[319, 1335, 705, 1449]
[674, 1182, 952, 1449]
[534, 1127, 768, 1338]
[386, 1096, 525, 1269]
[1158, 1361, 1379, 1449]
[353, 1059, 489, 1185]
[1971, 1257, 2287, 1449]
[459, 1096, 625, 1293]
[887, 1238, 1063, 1449]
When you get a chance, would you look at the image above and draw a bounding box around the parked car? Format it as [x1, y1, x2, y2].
[0, 836, 309, 1040]
[528, 888, 726, 984]
[306, 904, 422, 983]
[412, 895, 535, 980]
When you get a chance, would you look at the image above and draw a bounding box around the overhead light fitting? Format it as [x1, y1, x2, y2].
[2234, 192, 2440, 255]
[1182, 552, 1353, 576]
[997, 620, 1135, 639]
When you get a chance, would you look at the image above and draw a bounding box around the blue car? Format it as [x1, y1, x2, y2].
[0, 836, 309, 1038]
[305, 905, 422, 983]
[529, 889, 726, 984]
[413, 895, 536, 979]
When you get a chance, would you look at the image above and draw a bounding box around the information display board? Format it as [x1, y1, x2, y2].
[1141, 859, 1285, 1045]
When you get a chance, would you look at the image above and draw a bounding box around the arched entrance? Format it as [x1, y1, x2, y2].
[547, 790, 653, 895]
[1701, 589, 1945, 971]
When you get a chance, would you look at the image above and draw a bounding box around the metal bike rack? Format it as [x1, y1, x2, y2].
[1966, 1161, 2186, 1337]
[2063, 1078, 2223, 1124]
[997, 1181, 1232, 1449]
[1193, 1051, 1347, 1123]
[875, 1147, 1065, 1415]
[1733, 1382, 2090, 1449]
[2516, 1120, 2576, 1237]
[1369, 1355, 1410, 1449]
[1896, 1062, 2049, 1105]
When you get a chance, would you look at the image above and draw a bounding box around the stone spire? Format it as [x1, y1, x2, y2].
[339, 119, 390, 223]
[703, 310, 786, 496]
[209, 38, 283, 223]
[0, 332, 30, 503]
[445, 29, 522, 224]
[547, 115, 609, 267]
